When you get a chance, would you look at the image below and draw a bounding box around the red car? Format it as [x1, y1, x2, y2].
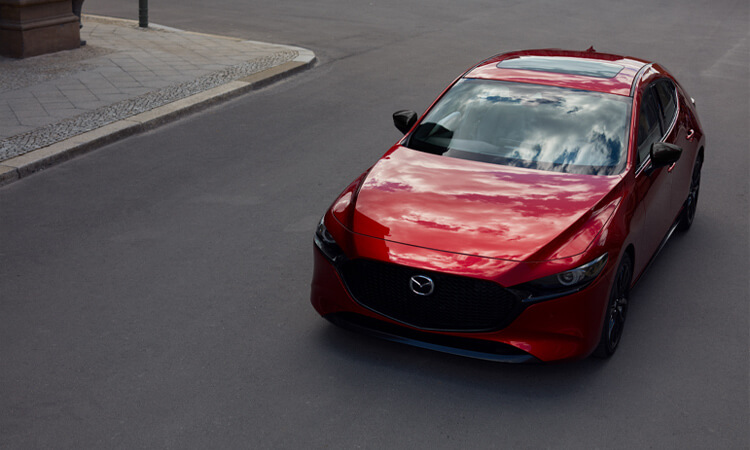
[311, 49, 705, 362]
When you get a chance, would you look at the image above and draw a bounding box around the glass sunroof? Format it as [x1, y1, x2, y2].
[496, 56, 623, 78]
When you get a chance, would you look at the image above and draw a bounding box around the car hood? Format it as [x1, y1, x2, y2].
[349, 146, 622, 262]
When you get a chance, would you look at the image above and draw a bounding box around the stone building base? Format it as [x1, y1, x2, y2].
[0, 0, 80, 58]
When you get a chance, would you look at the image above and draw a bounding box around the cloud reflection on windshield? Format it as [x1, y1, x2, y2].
[408, 79, 630, 175]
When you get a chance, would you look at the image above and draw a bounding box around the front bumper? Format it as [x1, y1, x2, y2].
[325, 311, 540, 363]
[310, 242, 615, 363]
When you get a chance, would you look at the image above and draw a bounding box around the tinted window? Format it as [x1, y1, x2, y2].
[496, 57, 623, 78]
[406, 79, 631, 175]
[654, 79, 677, 130]
[637, 87, 662, 166]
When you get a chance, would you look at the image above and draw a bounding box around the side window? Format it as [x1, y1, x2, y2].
[636, 87, 661, 167]
[654, 79, 677, 131]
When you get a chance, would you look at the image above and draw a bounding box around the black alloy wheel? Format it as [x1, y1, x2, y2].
[677, 155, 703, 231]
[593, 253, 633, 358]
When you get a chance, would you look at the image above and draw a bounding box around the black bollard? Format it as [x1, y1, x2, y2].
[139, 0, 148, 28]
[72, 0, 85, 46]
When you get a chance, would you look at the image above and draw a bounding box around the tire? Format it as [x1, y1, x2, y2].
[677, 154, 703, 231]
[593, 252, 633, 358]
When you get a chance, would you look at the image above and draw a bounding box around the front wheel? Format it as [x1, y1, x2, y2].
[677, 155, 703, 231]
[593, 253, 633, 358]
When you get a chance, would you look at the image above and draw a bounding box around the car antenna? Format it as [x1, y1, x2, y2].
[586, 46, 596, 52]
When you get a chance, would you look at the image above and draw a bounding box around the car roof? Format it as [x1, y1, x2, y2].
[464, 49, 650, 96]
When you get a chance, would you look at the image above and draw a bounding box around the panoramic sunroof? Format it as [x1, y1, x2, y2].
[496, 56, 623, 78]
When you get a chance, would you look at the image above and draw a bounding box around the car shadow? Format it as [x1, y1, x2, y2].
[313, 321, 611, 402]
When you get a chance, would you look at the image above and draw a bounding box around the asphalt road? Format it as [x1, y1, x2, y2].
[2, 0, 748, 448]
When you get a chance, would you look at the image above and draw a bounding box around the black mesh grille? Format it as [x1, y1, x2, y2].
[340, 259, 522, 332]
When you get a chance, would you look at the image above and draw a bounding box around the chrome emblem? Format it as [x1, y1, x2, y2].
[409, 275, 435, 296]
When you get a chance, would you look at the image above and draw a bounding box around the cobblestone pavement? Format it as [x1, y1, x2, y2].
[0, 15, 312, 163]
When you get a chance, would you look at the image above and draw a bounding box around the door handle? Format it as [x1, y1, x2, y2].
[686, 129, 695, 141]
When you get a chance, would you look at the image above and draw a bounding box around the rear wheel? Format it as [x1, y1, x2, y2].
[677, 154, 703, 231]
[593, 253, 632, 358]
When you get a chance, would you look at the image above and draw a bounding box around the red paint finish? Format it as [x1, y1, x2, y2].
[351, 145, 623, 262]
[311, 49, 705, 362]
[311, 232, 618, 361]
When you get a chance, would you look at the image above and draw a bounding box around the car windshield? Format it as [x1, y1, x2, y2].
[406, 79, 630, 175]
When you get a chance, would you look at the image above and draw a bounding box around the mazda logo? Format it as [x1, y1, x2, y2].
[409, 275, 435, 296]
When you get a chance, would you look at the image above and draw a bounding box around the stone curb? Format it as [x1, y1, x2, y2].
[0, 31, 316, 187]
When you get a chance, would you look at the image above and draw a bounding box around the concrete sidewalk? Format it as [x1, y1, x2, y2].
[0, 15, 315, 186]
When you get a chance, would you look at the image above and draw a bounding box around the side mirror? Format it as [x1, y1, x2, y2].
[393, 110, 418, 135]
[650, 142, 682, 168]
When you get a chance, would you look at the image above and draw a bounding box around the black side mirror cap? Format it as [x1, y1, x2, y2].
[650, 142, 682, 168]
[393, 110, 418, 135]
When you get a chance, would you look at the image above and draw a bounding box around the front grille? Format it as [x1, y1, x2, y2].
[340, 259, 522, 332]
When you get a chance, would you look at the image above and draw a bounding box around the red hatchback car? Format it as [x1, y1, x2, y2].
[311, 49, 705, 362]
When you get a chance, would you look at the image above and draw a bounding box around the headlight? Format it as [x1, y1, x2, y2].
[314, 217, 346, 266]
[316, 217, 335, 245]
[509, 253, 608, 303]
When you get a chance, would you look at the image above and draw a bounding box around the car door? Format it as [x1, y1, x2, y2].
[652, 78, 697, 214]
[633, 82, 675, 269]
